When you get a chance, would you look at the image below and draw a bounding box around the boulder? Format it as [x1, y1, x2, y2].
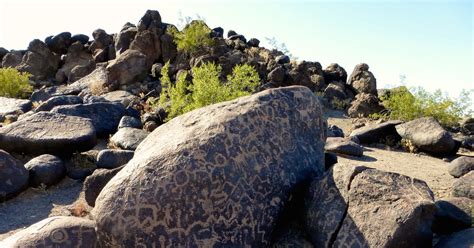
[0, 47, 8, 61]
[432, 197, 473, 235]
[0, 112, 97, 155]
[461, 135, 474, 151]
[1, 50, 23, 68]
[110, 127, 148, 150]
[96, 149, 134, 169]
[24, 154, 65, 187]
[276, 55, 290, 64]
[101, 90, 140, 107]
[0, 149, 28, 202]
[327, 124, 344, 138]
[34, 95, 83, 112]
[161, 30, 177, 63]
[90, 29, 114, 63]
[448, 156, 474, 178]
[52, 102, 126, 137]
[130, 30, 161, 68]
[323, 82, 347, 103]
[64, 152, 97, 180]
[93, 86, 326, 247]
[286, 61, 326, 92]
[434, 228, 474, 248]
[0, 216, 98, 247]
[396, 117, 457, 155]
[16, 39, 59, 81]
[325, 137, 363, 157]
[305, 164, 435, 247]
[55, 41, 95, 83]
[267, 65, 285, 83]
[118, 116, 142, 129]
[247, 38, 260, 47]
[71, 34, 89, 44]
[105, 49, 148, 88]
[45, 32, 72, 54]
[347, 63, 377, 95]
[84, 166, 124, 207]
[0, 97, 32, 120]
[347, 93, 384, 117]
[451, 171, 474, 199]
[349, 120, 403, 144]
[137, 9, 162, 31]
[460, 117, 474, 135]
[114, 24, 138, 56]
[323, 63, 347, 83]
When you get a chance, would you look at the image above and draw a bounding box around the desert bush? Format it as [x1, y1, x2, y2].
[373, 86, 473, 127]
[156, 62, 260, 120]
[0, 68, 32, 98]
[169, 20, 214, 54]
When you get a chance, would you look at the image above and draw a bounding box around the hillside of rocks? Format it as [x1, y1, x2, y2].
[0, 9, 473, 247]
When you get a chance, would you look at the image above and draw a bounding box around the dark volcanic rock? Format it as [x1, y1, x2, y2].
[118, 116, 142, 129]
[325, 137, 364, 157]
[305, 164, 435, 247]
[105, 49, 148, 88]
[348, 93, 384, 117]
[0, 216, 98, 247]
[84, 166, 124, 207]
[323, 63, 347, 83]
[52, 102, 126, 137]
[34, 95, 83, 112]
[45, 32, 72, 54]
[24, 154, 65, 187]
[350, 120, 403, 144]
[0, 149, 28, 202]
[448, 156, 474, 178]
[432, 197, 473, 235]
[396, 117, 457, 155]
[347, 63, 377, 95]
[93, 86, 326, 247]
[96, 149, 134, 169]
[434, 228, 474, 248]
[16, 39, 59, 81]
[1, 50, 23, 68]
[110, 127, 148, 150]
[55, 41, 95, 83]
[0, 97, 32, 119]
[451, 171, 474, 199]
[0, 112, 97, 155]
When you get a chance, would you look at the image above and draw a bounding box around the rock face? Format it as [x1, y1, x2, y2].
[106, 49, 148, 88]
[305, 164, 435, 248]
[347, 63, 377, 95]
[350, 120, 403, 144]
[396, 117, 457, 155]
[0, 112, 97, 155]
[24, 154, 66, 187]
[110, 127, 148, 150]
[432, 197, 473, 235]
[451, 171, 474, 199]
[93, 86, 326, 247]
[52, 102, 126, 137]
[0, 97, 32, 120]
[0, 149, 29, 202]
[0, 216, 98, 247]
[448, 156, 474, 178]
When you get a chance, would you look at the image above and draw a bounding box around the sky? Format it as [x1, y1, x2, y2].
[0, 0, 472, 98]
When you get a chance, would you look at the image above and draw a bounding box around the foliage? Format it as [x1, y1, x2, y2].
[372, 86, 473, 127]
[265, 37, 298, 60]
[157, 62, 260, 120]
[169, 20, 214, 54]
[0, 68, 32, 98]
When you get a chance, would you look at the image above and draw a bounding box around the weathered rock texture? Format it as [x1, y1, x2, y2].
[0, 149, 29, 202]
[93, 86, 326, 247]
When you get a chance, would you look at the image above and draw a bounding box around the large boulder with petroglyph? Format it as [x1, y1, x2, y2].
[304, 164, 435, 247]
[93, 86, 326, 247]
[0, 216, 98, 247]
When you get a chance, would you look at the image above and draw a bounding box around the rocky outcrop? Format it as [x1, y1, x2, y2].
[396, 117, 457, 155]
[1, 50, 23, 68]
[0, 216, 98, 247]
[348, 92, 384, 117]
[105, 49, 148, 89]
[45, 32, 72, 54]
[89, 29, 115, 63]
[0, 149, 29, 202]
[93, 86, 326, 247]
[347, 63, 377, 95]
[24, 154, 65, 187]
[323, 63, 347, 83]
[0, 112, 97, 155]
[305, 164, 435, 248]
[55, 41, 95, 83]
[16, 39, 59, 81]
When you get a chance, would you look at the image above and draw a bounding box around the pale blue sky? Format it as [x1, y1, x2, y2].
[0, 0, 472, 97]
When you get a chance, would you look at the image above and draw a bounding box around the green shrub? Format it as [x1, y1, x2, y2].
[169, 20, 214, 54]
[0, 68, 32, 98]
[157, 62, 260, 120]
[373, 86, 473, 127]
